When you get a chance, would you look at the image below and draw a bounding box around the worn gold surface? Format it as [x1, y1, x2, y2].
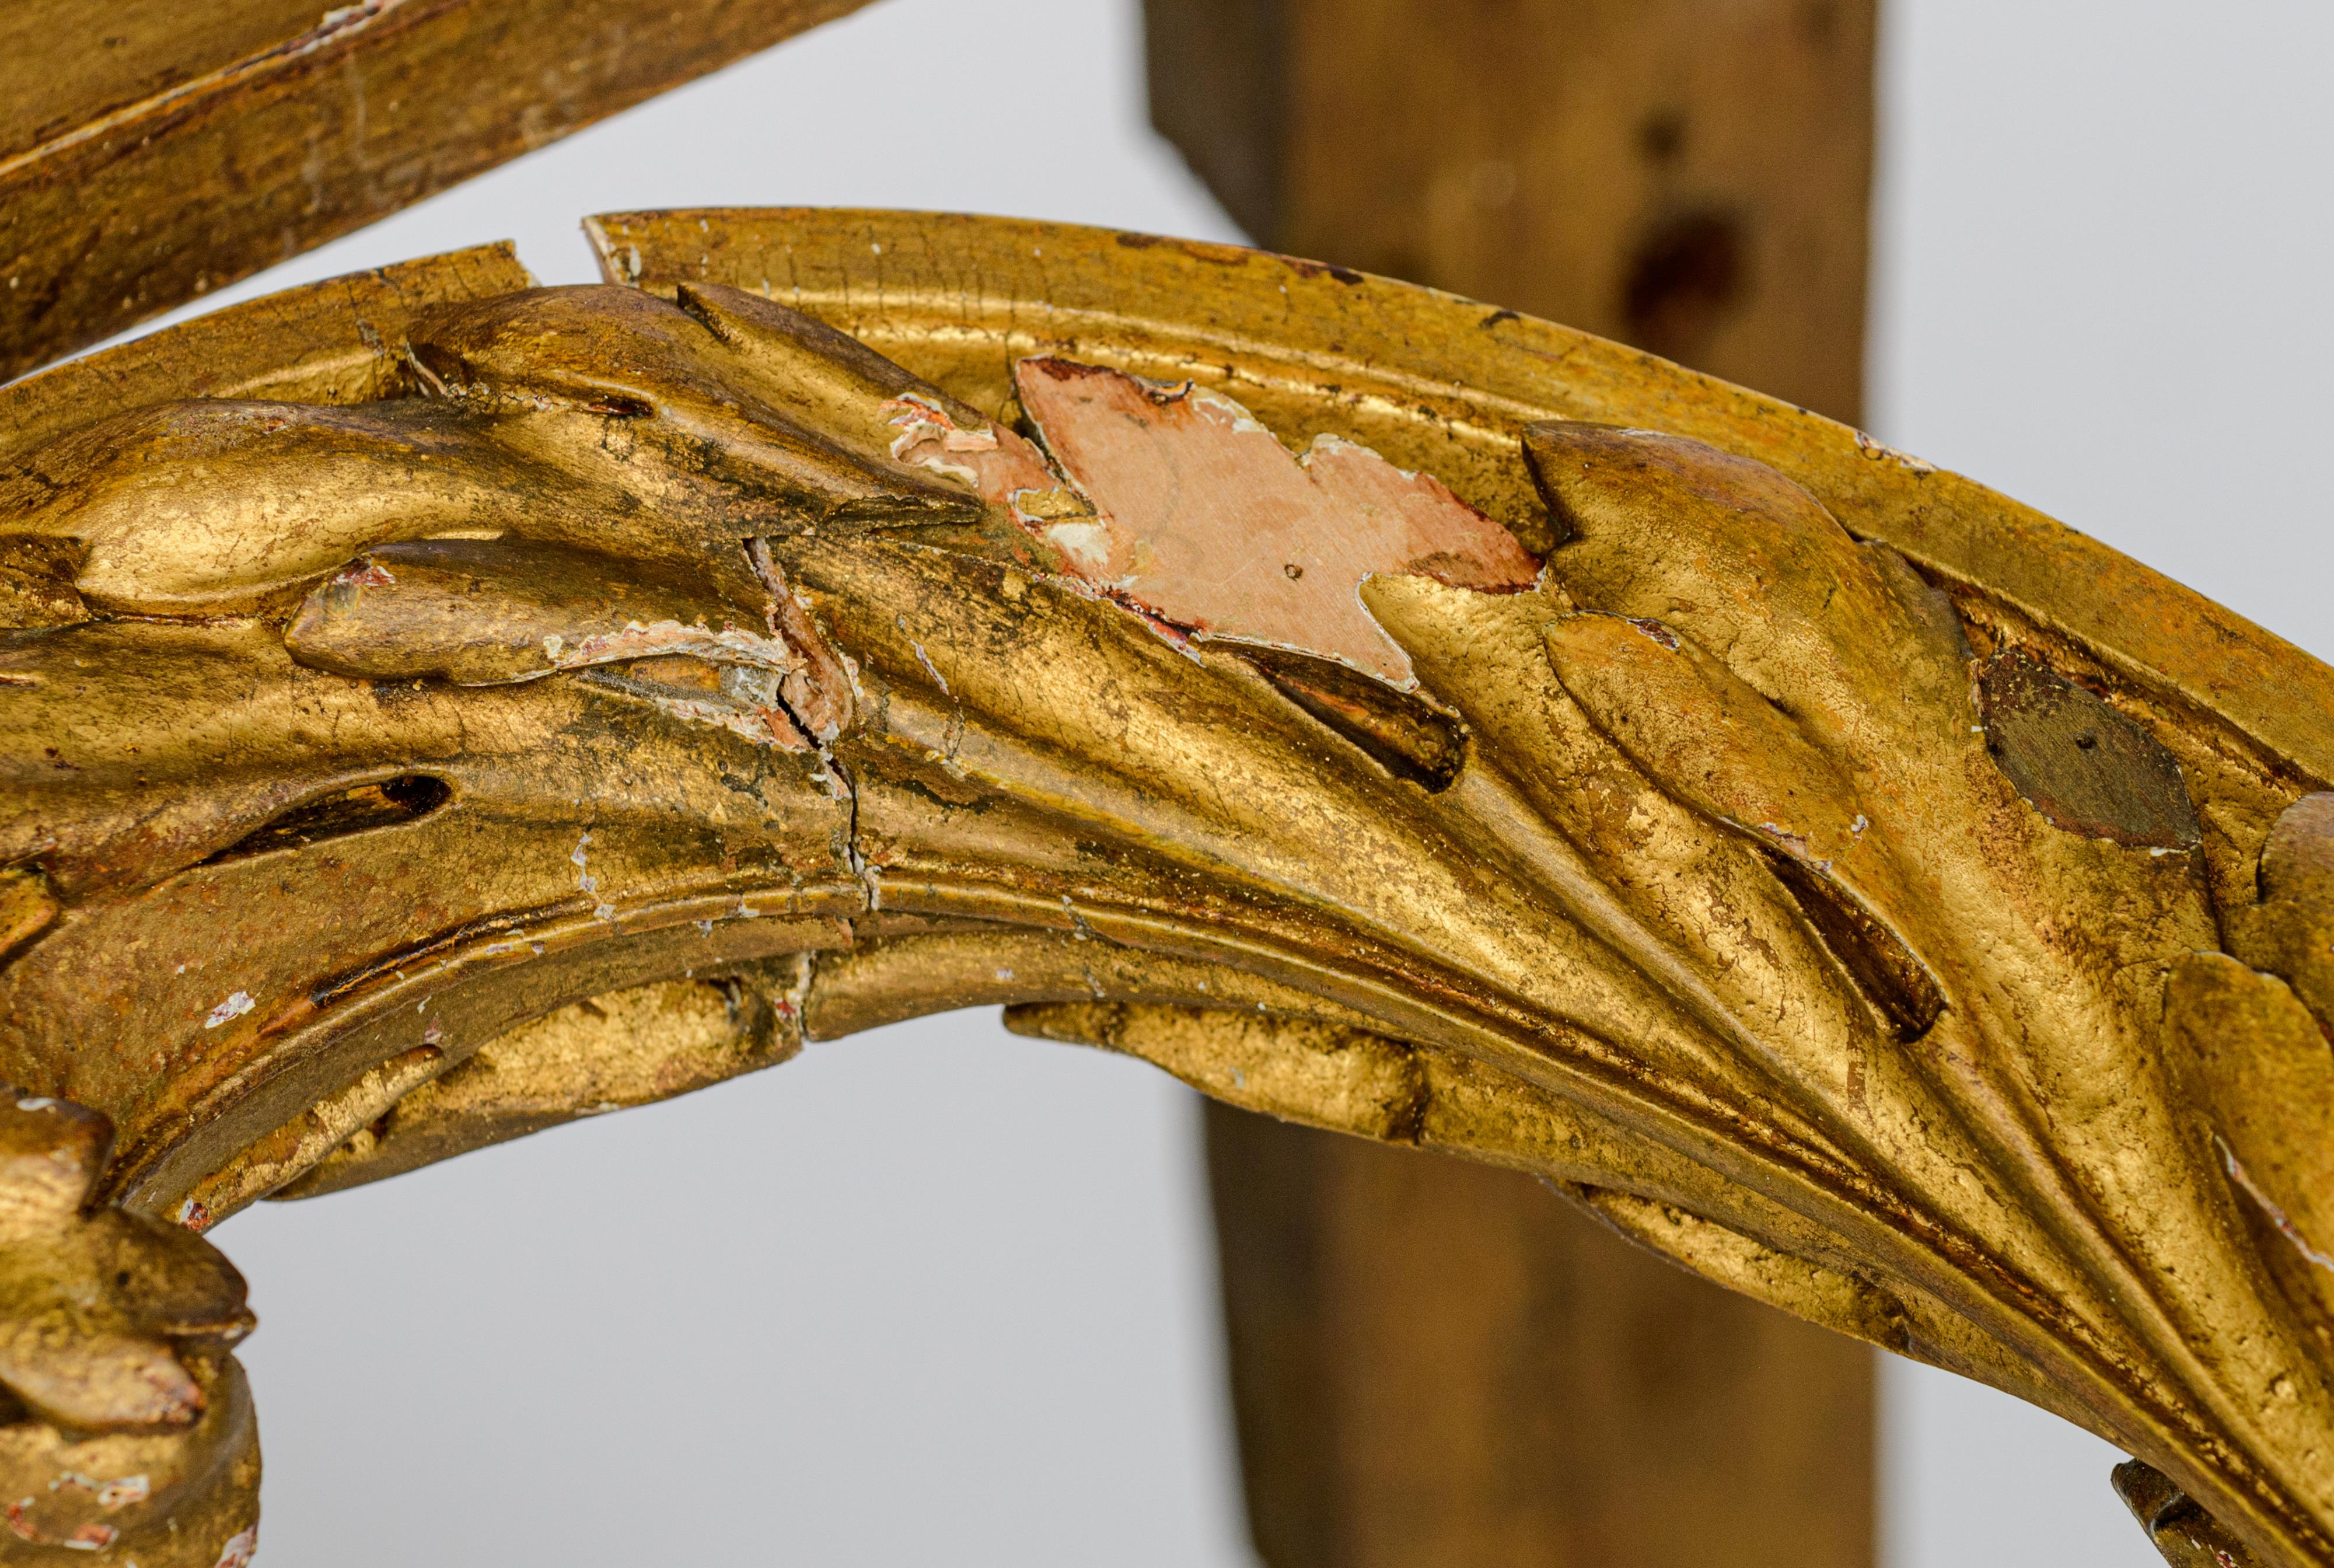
[0, 1095, 256, 1559]
[0, 0, 876, 380]
[0, 211, 2329, 1563]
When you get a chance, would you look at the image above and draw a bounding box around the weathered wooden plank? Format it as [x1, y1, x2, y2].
[1146, 0, 1875, 421]
[1208, 1115, 1875, 1568]
[0, 0, 873, 383]
[1146, 3, 1879, 1561]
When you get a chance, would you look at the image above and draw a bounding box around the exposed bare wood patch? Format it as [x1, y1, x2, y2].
[886, 358, 1539, 686]
[882, 392, 1063, 507]
[1010, 359, 1539, 684]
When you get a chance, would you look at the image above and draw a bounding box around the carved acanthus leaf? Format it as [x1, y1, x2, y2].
[0, 214, 2328, 1567]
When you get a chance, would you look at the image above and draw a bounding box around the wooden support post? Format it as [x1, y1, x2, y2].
[1145, 0, 1874, 420]
[1207, 1116, 1876, 1567]
[1149, 2, 1881, 1562]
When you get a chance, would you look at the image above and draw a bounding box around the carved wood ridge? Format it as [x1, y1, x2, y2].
[1, 210, 2329, 1566]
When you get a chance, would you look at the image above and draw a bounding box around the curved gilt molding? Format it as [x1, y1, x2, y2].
[1, 209, 2330, 1564]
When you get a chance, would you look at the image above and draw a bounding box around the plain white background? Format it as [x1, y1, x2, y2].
[92, 1, 2334, 1562]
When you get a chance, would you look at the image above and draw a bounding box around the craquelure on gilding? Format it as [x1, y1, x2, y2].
[0, 209, 2326, 1567]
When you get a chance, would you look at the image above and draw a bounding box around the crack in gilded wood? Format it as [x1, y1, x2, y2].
[0, 214, 2323, 1567]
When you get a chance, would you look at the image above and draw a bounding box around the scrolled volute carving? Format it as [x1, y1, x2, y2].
[0, 214, 2329, 1566]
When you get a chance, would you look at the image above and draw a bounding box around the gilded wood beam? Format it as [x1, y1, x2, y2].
[0, 0, 876, 383]
[1, 211, 2329, 1566]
